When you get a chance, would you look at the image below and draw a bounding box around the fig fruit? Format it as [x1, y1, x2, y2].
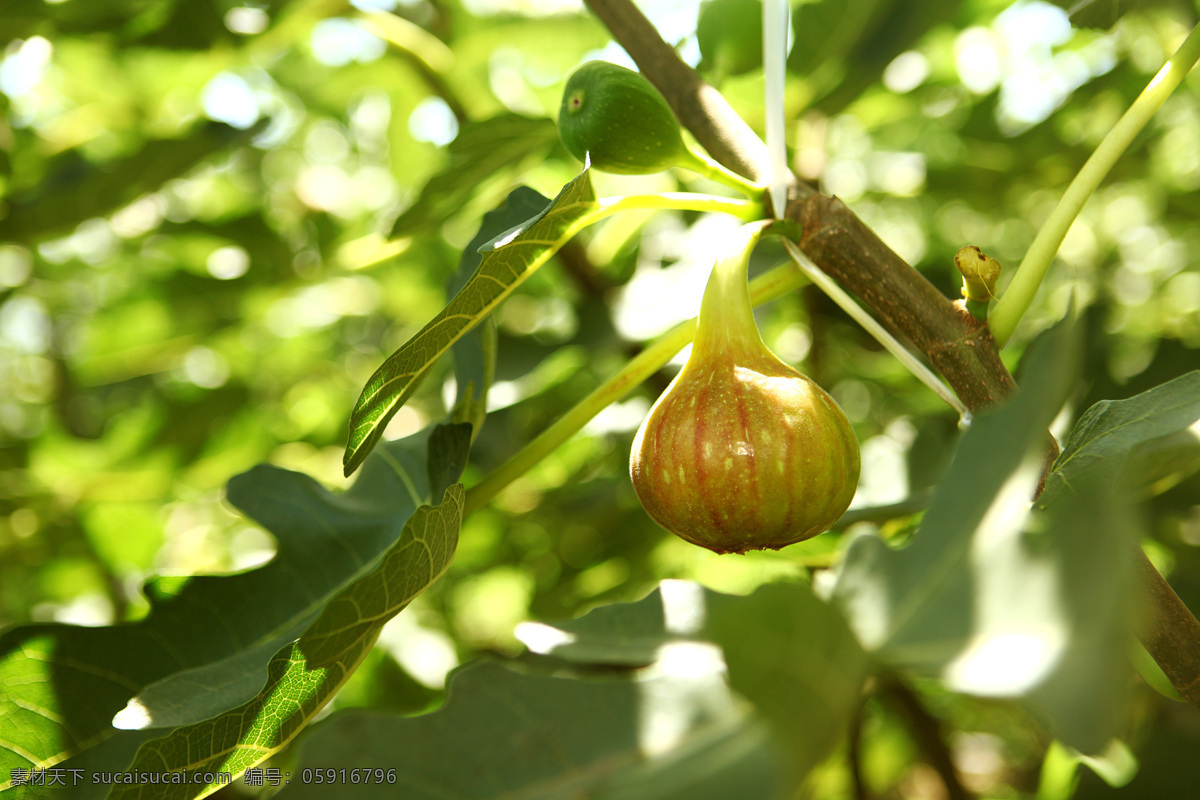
[630, 222, 860, 553]
[697, 0, 764, 79]
[557, 60, 764, 198]
[558, 60, 693, 176]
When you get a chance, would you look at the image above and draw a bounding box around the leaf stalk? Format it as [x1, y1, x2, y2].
[988, 20, 1200, 346]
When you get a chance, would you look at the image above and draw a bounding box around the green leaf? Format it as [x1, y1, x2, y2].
[0, 427, 468, 797]
[1043, 371, 1200, 504]
[388, 114, 561, 238]
[833, 323, 1079, 660]
[283, 657, 781, 800]
[1043, 0, 1162, 29]
[792, 0, 958, 115]
[117, 432, 438, 732]
[1016, 472, 1139, 753]
[706, 582, 868, 787]
[0, 121, 264, 244]
[107, 484, 464, 800]
[833, 322, 1137, 753]
[441, 181, 513, 444]
[788, 0, 889, 77]
[343, 170, 599, 477]
[517, 579, 868, 793]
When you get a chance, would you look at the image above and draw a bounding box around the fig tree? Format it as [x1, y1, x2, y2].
[630, 222, 860, 553]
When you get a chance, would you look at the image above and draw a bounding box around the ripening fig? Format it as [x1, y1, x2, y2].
[558, 60, 693, 176]
[630, 222, 860, 553]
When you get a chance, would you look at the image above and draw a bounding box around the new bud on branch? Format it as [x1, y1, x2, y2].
[630, 222, 860, 553]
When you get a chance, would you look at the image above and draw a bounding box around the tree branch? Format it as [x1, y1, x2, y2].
[881, 678, 974, 800]
[1136, 548, 1200, 707]
[786, 195, 1016, 413]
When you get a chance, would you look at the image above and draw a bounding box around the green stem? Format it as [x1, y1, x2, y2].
[678, 147, 767, 200]
[988, 20, 1200, 347]
[695, 220, 772, 354]
[594, 192, 761, 221]
[965, 298, 989, 321]
[462, 257, 808, 515]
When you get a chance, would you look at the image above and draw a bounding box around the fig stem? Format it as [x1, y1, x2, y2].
[462, 258, 809, 515]
[782, 239, 969, 419]
[988, 19, 1200, 347]
[678, 147, 766, 200]
[695, 220, 772, 355]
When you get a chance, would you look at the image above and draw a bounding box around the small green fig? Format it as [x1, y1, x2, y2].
[630, 222, 860, 553]
[558, 60, 693, 176]
[557, 60, 765, 198]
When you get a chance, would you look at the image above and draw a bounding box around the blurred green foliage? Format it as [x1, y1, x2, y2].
[2, 0, 1200, 797]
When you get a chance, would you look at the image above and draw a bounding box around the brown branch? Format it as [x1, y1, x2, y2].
[1136, 548, 1200, 707]
[581, 0, 1200, 713]
[785, 195, 1016, 412]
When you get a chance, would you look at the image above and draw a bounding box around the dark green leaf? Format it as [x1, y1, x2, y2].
[518, 579, 868, 793]
[1044, 0, 1162, 29]
[108, 484, 464, 800]
[0, 426, 468, 795]
[0, 122, 265, 244]
[426, 423, 474, 506]
[707, 582, 868, 787]
[788, 0, 889, 77]
[283, 657, 781, 800]
[1043, 371, 1200, 504]
[797, 0, 958, 114]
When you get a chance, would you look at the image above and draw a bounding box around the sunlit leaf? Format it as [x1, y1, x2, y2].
[517, 579, 868, 793]
[107, 484, 464, 800]
[1015, 475, 1139, 756]
[343, 170, 599, 477]
[833, 322, 1137, 753]
[0, 426, 467, 797]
